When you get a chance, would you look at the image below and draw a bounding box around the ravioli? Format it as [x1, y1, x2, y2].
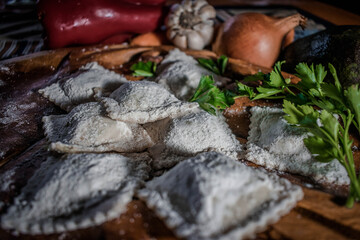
[155, 49, 229, 100]
[39, 62, 128, 111]
[156, 48, 198, 73]
[1, 153, 150, 234]
[138, 152, 303, 240]
[101, 80, 198, 124]
[144, 111, 242, 170]
[43, 102, 153, 153]
[247, 106, 350, 186]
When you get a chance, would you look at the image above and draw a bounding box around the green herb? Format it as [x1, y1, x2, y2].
[238, 61, 295, 100]
[281, 62, 360, 208]
[294, 62, 327, 97]
[191, 59, 360, 207]
[197, 55, 228, 75]
[283, 100, 360, 208]
[190, 75, 233, 115]
[130, 61, 157, 77]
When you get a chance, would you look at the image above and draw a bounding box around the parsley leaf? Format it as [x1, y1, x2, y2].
[253, 87, 283, 100]
[197, 55, 228, 76]
[190, 75, 233, 115]
[303, 136, 337, 163]
[268, 61, 286, 87]
[238, 82, 256, 98]
[217, 55, 228, 75]
[284, 99, 347, 165]
[328, 63, 342, 92]
[243, 72, 267, 82]
[237, 61, 296, 100]
[295, 63, 326, 97]
[344, 84, 360, 130]
[130, 61, 157, 77]
[283, 100, 319, 127]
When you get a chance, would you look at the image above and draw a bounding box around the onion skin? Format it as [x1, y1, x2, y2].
[213, 13, 306, 68]
[130, 32, 169, 46]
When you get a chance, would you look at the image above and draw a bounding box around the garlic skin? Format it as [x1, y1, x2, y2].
[166, 0, 216, 50]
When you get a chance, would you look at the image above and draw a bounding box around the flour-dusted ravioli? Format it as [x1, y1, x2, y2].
[101, 80, 198, 124]
[1, 153, 150, 234]
[144, 111, 242, 170]
[39, 62, 128, 111]
[157, 48, 198, 72]
[155, 49, 229, 100]
[247, 106, 350, 186]
[138, 152, 303, 240]
[43, 102, 153, 153]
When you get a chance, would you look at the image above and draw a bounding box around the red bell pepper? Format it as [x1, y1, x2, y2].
[37, 0, 166, 49]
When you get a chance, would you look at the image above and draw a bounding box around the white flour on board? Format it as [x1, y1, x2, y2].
[0, 102, 37, 126]
[138, 152, 303, 240]
[0, 168, 16, 192]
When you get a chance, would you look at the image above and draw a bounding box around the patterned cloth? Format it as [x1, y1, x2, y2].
[0, 1, 44, 60]
[0, 3, 329, 61]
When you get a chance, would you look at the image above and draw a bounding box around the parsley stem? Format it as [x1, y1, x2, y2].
[342, 110, 360, 205]
[263, 96, 286, 100]
[285, 86, 296, 96]
[352, 119, 360, 133]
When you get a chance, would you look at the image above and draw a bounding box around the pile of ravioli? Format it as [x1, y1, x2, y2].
[1, 49, 347, 239]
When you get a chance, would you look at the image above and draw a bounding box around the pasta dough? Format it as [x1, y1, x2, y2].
[1, 153, 150, 234]
[138, 152, 303, 240]
[247, 106, 350, 186]
[43, 102, 153, 153]
[101, 80, 199, 124]
[39, 62, 128, 111]
[155, 48, 229, 101]
[144, 111, 242, 170]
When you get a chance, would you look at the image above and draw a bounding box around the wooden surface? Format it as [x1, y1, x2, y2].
[1, 1, 359, 239]
[166, 0, 360, 25]
[0, 45, 360, 240]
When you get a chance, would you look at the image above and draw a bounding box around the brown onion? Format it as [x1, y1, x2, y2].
[212, 13, 306, 68]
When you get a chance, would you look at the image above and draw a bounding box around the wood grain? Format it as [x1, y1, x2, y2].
[166, 0, 360, 25]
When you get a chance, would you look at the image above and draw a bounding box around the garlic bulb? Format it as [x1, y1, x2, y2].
[166, 0, 216, 50]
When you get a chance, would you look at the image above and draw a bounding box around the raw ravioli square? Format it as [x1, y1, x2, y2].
[1, 153, 150, 235]
[42, 102, 154, 153]
[101, 80, 198, 124]
[138, 152, 303, 240]
[145, 111, 242, 170]
[155, 48, 229, 101]
[247, 106, 349, 186]
[39, 62, 128, 111]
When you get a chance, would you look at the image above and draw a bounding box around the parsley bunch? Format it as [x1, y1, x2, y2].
[284, 100, 360, 207]
[191, 60, 360, 207]
[282, 64, 360, 207]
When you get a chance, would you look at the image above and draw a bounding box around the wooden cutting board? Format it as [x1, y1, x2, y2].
[0, 45, 359, 240]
